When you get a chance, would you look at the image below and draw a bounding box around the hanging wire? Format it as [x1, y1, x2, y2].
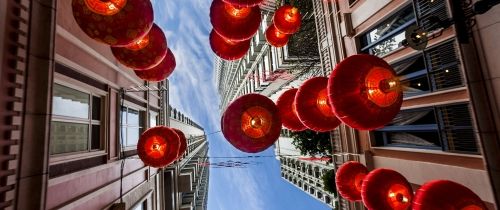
[119, 89, 126, 203]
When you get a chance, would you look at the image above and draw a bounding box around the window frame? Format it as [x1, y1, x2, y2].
[50, 76, 107, 163]
[120, 101, 146, 150]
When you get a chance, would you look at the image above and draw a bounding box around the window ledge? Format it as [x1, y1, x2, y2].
[50, 150, 107, 164]
[371, 146, 482, 158]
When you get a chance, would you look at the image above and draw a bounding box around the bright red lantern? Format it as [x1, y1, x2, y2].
[295, 77, 341, 132]
[134, 48, 176, 82]
[72, 0, 154, 46]
[111, 24, 168, 70]
[221, 0, 264, 7]
[362, 169, 413, 210]
[210, 0, 262, 41]
[413, 180, 487, 210]
[328, 54, 403, 130]
[273, 5, 301, 34]
[265, 24, 290, 47]
[276, 88, 306, 131]
[171, 128, 188, 160]
[336, 161, 369, 201]
[221, 94, 282, 153]
[210, 30, 250, 61]
[137, 126, 180, 168]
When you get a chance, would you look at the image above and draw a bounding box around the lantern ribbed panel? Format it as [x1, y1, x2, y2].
[336, 161, 368, 201]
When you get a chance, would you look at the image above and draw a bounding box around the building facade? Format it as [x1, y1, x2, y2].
[0, 0, 208, 209]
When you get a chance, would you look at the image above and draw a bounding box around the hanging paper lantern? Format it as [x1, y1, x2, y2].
[171, 128, 188, 160]
[222, 94, 282, 153]
[265, 24, 290, 48]
[276, 88, 306, 131]
[362, 169, 413, 210]
[295, 77, 341, 132]
[72, 0, 154, 46]
[328, 54, 403, 130]
[210, 0, 262, 41]
[134, 48, 176, 82]
[210, 30, 250, 61]
[273, 5, 301, 34]
[336, 161, 369, 201]
[111, 24, 168, 70]
[137, 126, 180, 168]
[221, 0, 264, 7]
[413, 180, 487, 210]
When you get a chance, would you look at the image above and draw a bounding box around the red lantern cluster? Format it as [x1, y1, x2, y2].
[221, 94, 282, 153]
[335, 162, 487, 210]
[111, 24, 168, 70]
[328, 54, 403, 130]
[137, 126, 181, 168]
[209, 0, 262, 60]
[295, 77, 341, 132]
[276, 88, 306, 131]
[336, 161, 368, 201]
[265, 5, 301, 47]
[72, 0, 177, 81]
[413, 180, 487, 210]
[72, 0, 154, 46]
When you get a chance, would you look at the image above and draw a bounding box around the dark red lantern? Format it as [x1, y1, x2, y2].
[295, 77, 341, 132]
[210, 0, 262, 41]
[276, 88, 306, 131]
[221, 0, 264, 7]
[72, 0, 154, 46]
[111, 24, 168, 70]
[222, 94, 282, 153]
[336, 161, 369, 201]
[413, 180, 487, 210]
[328, 54, 403, 130]
[171, 128, 188, 160]
[137, 126, 180, 168]
[273, 5, 301, 34]
[210, 30, 250, 61]
[362, 169, 413, 210]
[265, 24, 290, 47]
[134, 48, 176, 82]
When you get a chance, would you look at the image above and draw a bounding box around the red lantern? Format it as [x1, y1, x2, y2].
[328, 54, 403, 130]
[210, 30, 250, 61]
[362, 169, 413, 210]
[273, 5, 301, 34]
[265, 24, 290, 47]
[336, 161, 369, 201]
[222, 94, 282, 153]
[111, 24, 168, 70]
[295, 77, 341, 132]
[413, 180, 487, 210]
[137, 126, 180, 168]
[210, 0, 262, 41]
[171, 128, 188, 160]
[276, 88, 306, 131]
[72, 0, 154, 46]
[134, 48, 176, 82]
[221, 0, 264, 7]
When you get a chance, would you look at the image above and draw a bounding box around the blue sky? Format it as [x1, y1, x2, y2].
[152, 1, 331, 210]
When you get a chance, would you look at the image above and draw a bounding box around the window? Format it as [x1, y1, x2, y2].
[149, 111, 158, 127]
[121, 106, 145, 147]
[374, 103, 479, 154]
[50, 84, 103, 155]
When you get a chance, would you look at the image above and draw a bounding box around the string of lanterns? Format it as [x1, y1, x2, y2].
[72, 0, 177, 82]
[336, 161, 487, 210]
[265, 4, 301, 47]
[221, 54, 402, 152]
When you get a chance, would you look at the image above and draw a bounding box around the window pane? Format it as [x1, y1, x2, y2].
[50, 121, 89, 154]
[91, 124, 101, 150]
[128, 109, 140, 126]
[150, 112, 158, 127]
[364, 6, 415, 45]
[92, 96, 101, 121]
[127, 127, 140, 146]
[53, 84, 89, 119]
